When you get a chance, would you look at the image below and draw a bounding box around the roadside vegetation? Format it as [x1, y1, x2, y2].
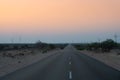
[0, 41, 67, 58]
[35, 40, 67, 51]
[74, 39, 120, 54]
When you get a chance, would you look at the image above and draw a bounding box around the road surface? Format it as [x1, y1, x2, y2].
[0, 45, 120, 80]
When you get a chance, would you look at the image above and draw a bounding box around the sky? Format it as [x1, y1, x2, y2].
[0, 0, 120, 43]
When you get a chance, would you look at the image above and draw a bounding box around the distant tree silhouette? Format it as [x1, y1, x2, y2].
[0, 45, 4, 50]
[48, 44, 56, 50]
[89, 42, 101, 51]
[101, 39, 117, 52]
[74, 39, 118, 53]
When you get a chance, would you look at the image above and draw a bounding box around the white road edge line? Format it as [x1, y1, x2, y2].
[69, 71, 72, 80]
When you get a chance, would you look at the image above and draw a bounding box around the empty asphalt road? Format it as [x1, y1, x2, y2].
[0, 45, 120, 80]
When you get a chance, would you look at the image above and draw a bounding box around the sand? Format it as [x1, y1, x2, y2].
[0, 49, 61, 77]
[80, 50, 120, 71]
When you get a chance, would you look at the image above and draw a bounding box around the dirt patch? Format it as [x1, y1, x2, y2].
[0, 49, 61, 77]
[80, 50, 120, 71]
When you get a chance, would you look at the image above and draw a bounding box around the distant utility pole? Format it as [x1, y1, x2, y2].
[114, 34, 118, 43]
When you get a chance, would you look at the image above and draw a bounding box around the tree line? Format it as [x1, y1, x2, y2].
[74, 39, 119, 52]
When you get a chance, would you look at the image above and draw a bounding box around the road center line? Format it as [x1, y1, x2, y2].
[69, 71, 72, 80]
[69, 61, 71, 65]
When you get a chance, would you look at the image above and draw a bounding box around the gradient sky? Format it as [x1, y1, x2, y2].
[0, 0, 120, 43]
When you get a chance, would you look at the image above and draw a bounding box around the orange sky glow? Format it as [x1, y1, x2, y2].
[0, 0, 120, 43]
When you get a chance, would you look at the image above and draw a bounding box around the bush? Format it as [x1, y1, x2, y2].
[89, 43, 100, 50]
[0, 45, 4, 50]
[101, 39, 117, 52]
[35, 40, 48, 49]
[74, 45, 86, 50]
[74, 39, 118, 53]
[48, 44, 56, 50]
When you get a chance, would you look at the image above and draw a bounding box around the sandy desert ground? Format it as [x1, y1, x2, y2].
[80, 50, 120, 71]
[0, 49, 61, 77]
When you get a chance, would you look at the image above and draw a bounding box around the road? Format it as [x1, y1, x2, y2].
[0, 45, 120, 80]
